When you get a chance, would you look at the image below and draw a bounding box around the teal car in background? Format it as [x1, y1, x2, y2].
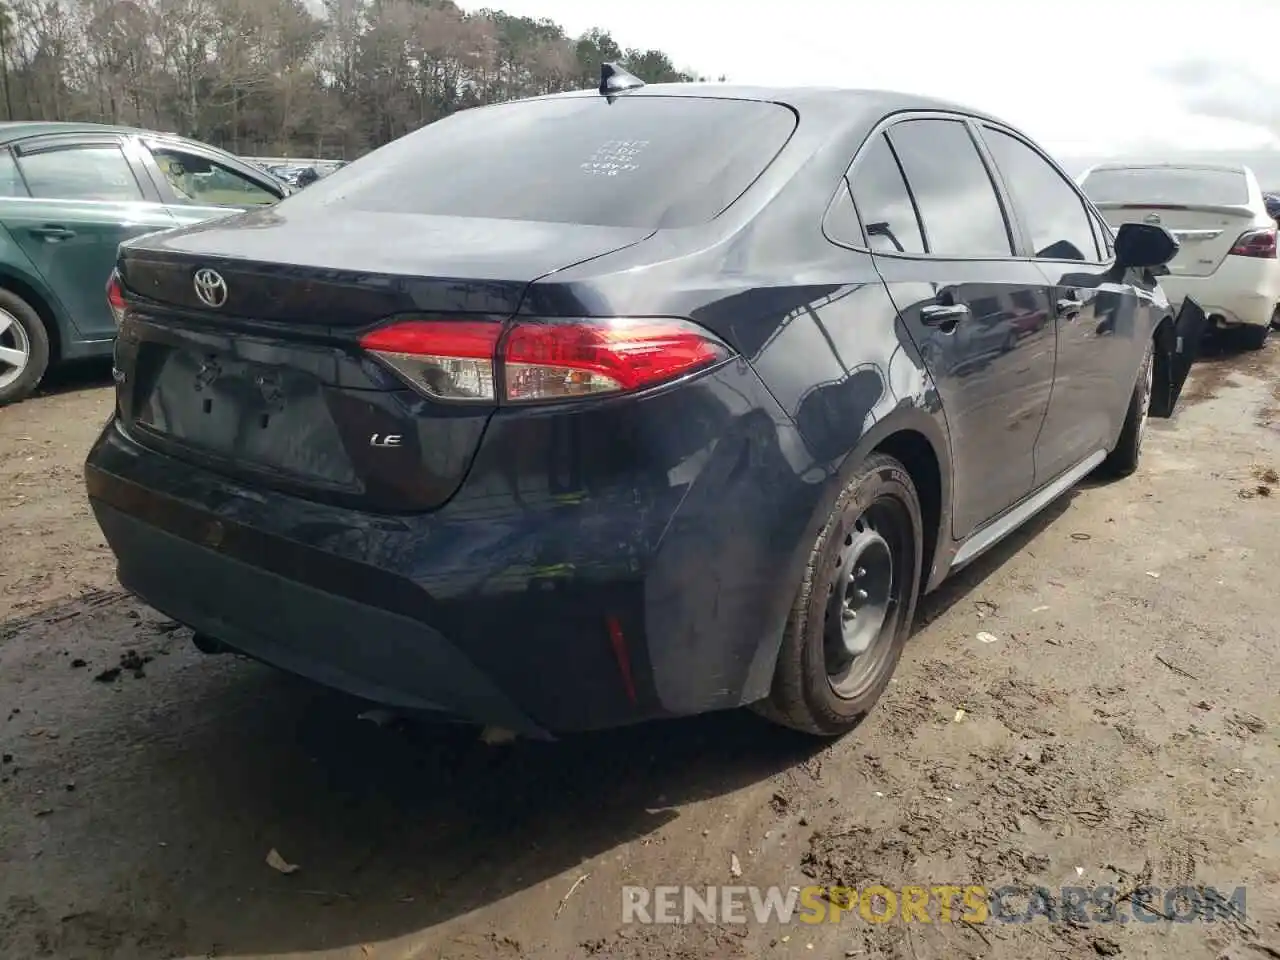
[0, 122, 288, 404]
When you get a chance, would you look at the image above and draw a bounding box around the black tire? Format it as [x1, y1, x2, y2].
[1239, 323, 1269, 351]
[754, 453, 923, 736]
[0, 288, 50, 406]
[1101, 339, 1153, 479]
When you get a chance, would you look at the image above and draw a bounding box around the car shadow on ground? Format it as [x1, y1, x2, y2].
[32, 358, 113, 398]
[1196, 327, 1273, 363]
[0, 489, 1077, 958]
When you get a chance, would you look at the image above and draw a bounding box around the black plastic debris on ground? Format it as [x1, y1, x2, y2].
[92, 649, 155, 684]
[120, 650, 152, 677]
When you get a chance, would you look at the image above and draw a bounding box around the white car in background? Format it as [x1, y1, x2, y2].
[1079, 162, 1280, 350]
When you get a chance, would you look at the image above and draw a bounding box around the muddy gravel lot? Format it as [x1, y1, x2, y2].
[2, 344, 1280, 960]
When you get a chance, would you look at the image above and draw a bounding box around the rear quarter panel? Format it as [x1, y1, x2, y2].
[519, 110, 954, 704]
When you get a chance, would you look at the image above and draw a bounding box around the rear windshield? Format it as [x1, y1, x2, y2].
[1080, 167, 1249, 206]
[285, 95, 797, 229]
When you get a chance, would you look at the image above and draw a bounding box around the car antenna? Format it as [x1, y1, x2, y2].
[600, 62, 645, 96]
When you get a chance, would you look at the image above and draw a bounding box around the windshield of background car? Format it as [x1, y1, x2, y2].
[284, 95, 798, 229]
[1080, 167, 1249, 206]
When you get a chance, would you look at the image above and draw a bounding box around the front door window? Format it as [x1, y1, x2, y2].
[150, 147, 277, 207]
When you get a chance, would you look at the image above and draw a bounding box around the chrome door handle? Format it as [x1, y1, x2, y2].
[920, 303, 971, 326]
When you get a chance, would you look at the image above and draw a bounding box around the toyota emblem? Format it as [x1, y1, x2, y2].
[193, 268, 228, 308]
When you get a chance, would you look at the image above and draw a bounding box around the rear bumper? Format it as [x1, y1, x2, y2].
[85, 365, 819, 734]
[1161, 259, 1280, 328]
[91, 495, 551, 736]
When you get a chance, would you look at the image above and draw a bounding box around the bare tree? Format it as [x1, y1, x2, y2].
[0, 0, 700, 157]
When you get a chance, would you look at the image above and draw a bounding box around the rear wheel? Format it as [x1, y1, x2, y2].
[0, 289, 50, 406]
[755, 453, 922, 736]
[1239, 322, 1269, 351]
[1101, 339, 1153, 479]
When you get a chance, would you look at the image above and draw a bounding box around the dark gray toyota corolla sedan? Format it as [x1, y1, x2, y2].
[85, 66, 1204, 740]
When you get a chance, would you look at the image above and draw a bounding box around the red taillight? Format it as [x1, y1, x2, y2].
[106, 271, 126, 326]
[359, 320, 502, 401]
[359, 317, 732, 404]
[1229, 227, 1278, 258]
[503, 318, 731, 402]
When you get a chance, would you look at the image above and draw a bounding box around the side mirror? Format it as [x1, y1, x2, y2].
[1114, 222, 1179, 269]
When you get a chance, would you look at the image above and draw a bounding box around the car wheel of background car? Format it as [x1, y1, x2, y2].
[0, 289, 50, 407]
[754, 453, 923, 737]
[1100, 339, 1154, 479]
[1239, 322, 1270, 351]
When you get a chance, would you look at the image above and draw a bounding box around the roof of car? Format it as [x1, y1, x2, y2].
[0, 88, 1010, 151]
[0, 120, 171, 144]
[0, 122, 268, 175]
[531, 82, 1007, 126]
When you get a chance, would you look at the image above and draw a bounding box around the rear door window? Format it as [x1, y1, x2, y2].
[981, 127, 1100, 261]
[17, 144, 144, 202]
[1080, 167, 1249, 206]
[886, 119, 1013, 258]
[823, 180, 866, 248]
[848, 133, 925, 254]
[285, 96, 797, 229]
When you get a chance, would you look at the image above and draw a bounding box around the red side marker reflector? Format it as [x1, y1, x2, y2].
[606, 615, 638, 705]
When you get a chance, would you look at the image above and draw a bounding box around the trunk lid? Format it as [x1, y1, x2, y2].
[119, 208, 654, 324]
[1090, 202, 1259, 277]
[114, 211, 653, 512]
[1093, 202, 1258, 278]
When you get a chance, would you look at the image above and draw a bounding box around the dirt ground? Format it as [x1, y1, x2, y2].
[2, 341, 1279, 960]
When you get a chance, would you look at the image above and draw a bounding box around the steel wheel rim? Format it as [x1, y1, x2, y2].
[0, 308, 30, 390]
[824, 503, 900, 699]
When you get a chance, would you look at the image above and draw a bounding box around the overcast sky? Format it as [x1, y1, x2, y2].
[462, 0, 1280, 164]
